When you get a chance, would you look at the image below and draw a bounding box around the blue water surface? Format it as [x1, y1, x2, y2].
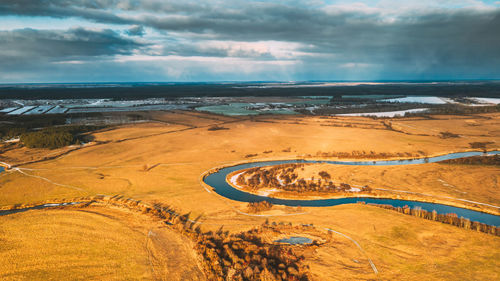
[204, 151, 500, 226]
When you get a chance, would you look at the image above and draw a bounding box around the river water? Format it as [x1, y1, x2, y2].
[1, 151, 499, 225]
[204, 151, 500, 226]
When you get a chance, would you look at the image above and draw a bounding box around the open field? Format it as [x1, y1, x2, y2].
[1, 200, 499, 280]
[1, 111, 499, 280]
[2, 112, 498, 207]
[0, 206, 204, 281]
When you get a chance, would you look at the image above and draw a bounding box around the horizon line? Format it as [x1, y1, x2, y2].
[1, 79, 500, 86]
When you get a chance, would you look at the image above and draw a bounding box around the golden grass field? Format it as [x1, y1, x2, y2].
[0, 206, 204, 281]
[0, 111, 499, 280]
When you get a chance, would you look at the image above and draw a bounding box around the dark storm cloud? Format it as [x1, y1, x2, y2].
[1, 0, 500, 80]
[0, 27, 144, 69]
[0, 0, 130, 24]
[126, 25, 145, 36]
[142, 6, 500, 77]
[290, 10, 500, 72]
[2, 1, 499, 49]
[0, 0, 377, 37]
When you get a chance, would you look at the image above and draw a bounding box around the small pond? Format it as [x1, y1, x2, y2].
[274, 236, 313, 245]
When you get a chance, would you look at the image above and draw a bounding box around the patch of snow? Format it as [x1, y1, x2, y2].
[43, 203, 62, 207]
[23, 105, 54, 115]
[7, 106, 36, 115]
[336, 108, 429, 117]
[45, 105, 69, 114]
[229, 171, 245, 188]
[4, 138, 20, 143]
[258, 188, 279, 196]
[383, 96, 448, 104]
[0, 107, 18, 113]
[470, 97, 500, 105]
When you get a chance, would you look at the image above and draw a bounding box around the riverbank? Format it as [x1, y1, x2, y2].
[225, 168, 500, 216]
[0, 161, 10, 170]
[201, 150, 499, 209]
[199, 151, 500, 224]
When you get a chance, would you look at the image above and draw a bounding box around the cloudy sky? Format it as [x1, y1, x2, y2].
[1, 0, 500, 82]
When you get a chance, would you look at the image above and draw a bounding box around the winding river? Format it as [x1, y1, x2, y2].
[204, 151, 500, 226]
[1, 151, 499, 226]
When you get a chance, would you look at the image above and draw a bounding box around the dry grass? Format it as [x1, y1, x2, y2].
[92, 122, 189, 142]
[0, 206, 205, 281]
[302, 204, 500, 280]
[0, 111, 499, 280]
[2, 112, 497, 208]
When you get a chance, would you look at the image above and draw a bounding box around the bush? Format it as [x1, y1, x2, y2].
[207, 125, 229, 131]
[247, 201, 273, 213]
[318, 171, 331, 179]
[439, 131, 459, 139]
[469, 142, 494, 151]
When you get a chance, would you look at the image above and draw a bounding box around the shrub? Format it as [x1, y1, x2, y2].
[318, 171, 331, 179]
[247, 201, 273, 213]
[439, 131, 459, 139]
[207, 125, 229, 131]
[469, 142, 494, 151]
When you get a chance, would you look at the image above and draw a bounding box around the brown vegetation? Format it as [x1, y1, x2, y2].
[400, 104, 500, 117]
[366, 203, 500, 236]
[469, 141, 495, 151]
[439, 155, 500, 166]
[308, 150, 424, 159]
[236, 164, 372, 195]
[247, 201, 273, 213]
[439, 131, 460, 139]
[208, 125, 230, 131]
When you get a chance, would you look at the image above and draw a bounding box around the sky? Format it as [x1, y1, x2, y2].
[0, 0, 500, 83]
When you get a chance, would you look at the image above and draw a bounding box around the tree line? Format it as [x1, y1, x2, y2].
[41, 195, 313, 281]
[309, 150, 424, 159]
[439, 155, 499, 166]
[0, 115, 67, 140]
[366, 203, 499, 236]
[20, 125, 102, 149]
